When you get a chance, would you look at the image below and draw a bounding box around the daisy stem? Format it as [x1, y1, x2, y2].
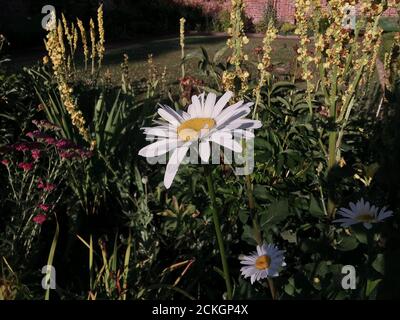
[205, 166, 233, 300]
[245, 175, 262, 245]
[267, 278, 276, 300]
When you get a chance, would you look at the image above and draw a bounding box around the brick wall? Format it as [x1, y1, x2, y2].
[173, 0, 399, 25]
[245, 1, 399, 23]
[245, 0, 296, 23]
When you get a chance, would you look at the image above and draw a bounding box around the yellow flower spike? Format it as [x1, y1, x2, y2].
[97, 4, 105, 68]
[223, 0, 250, 99]
[253, 20, 277, 118]
[89, 18, 96, 75]
[77, 18, 89, 70]
[44, 16, 91, 144]
[180, 17, 186, 80]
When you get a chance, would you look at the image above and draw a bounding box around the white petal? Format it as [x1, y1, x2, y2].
[204, 92, 216, 117]
[138, 139, 179, 157]
[216, 108, 251, 128]
[209, 135, 242, 153]
[377, 209, 393, 220]
[199, 92, 205, 110]
[164, 145, 189, 189]
[191, 95, 203, 117]
[158, 109, 181, 126]
[187, 104, 197, 117]
[143, 127, 177, 138]
[211, 91, 234, 118]
[181, 111, 191, 120]
[215, 100, 245, 120]
[224, 119, 262, 130]
[199, 140, 211, 163]
[338, 208, 357, 218]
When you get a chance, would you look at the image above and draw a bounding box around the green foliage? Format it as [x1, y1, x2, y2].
[212, 10, 231, 33]
[254, 0, 279, 33]
[280, 22, 296, 35]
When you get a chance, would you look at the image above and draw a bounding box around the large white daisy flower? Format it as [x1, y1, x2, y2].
[334, 198, 393, 230]
[239, 243, 285, 284]
[138, 91, 261, 188]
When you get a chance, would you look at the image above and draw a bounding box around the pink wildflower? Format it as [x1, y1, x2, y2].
[44, 137, 56, 145]
[43, 183, 56, 192]
[14, 143, 30, 152]
[56, 139, 74, 149]
[31, 149, 41, 161]
[38, 204, 52, 212]
[18, 162, 34, 171]
[33, 214, 47, 224]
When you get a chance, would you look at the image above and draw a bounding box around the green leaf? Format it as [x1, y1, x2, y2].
[337, 236, 359, 251]
[254, 137, 271, 150]
[241, 225, 257, 246]
[366, 279, 382, 297]
[352, 226, 368, 244]
[260, 199, 290, 228]
[253, 185, 271, 201]
[213, 46, 227, 64]
[134, 164, 144, 194]
[238, 210, 249, 224]
[309, 196, 325, 217]
[372, 254, 385, 275]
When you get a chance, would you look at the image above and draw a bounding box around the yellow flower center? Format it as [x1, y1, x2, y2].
[356, 213, 375, 222]
[255, 255, 271, 270]
[177, 118, 216, 142]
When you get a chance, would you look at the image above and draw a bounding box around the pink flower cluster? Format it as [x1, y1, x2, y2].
[33, 179, 56, 224]
[37, 178, 57, 192]
[18, 162, 34, 171]
[33, 214, 47, 225]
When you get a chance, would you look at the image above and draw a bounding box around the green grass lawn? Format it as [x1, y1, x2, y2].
[97, 35, 297, 86]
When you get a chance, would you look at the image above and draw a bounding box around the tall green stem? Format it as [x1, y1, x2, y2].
[245, 175, 262, 245]
[327, 130, 337, 218]
[205, 166, 232, 300]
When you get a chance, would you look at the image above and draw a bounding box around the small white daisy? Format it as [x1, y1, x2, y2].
[334, 198, 393, 230]
[138, 91, 261, 188]
[239, 243, 286, 284]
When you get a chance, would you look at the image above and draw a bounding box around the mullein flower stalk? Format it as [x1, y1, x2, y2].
[61, 14, 76, 73]
[253, 20, 277, 118]
[77, 18, 89, 70]
[222, 0, 250, 99]
[121, 53, 130, 94]
[89, 18, 97, 75]
[45, 19, 92, 145]
[180, 17, 186, 80]
[294, 0, 314, 115]
[97, 4, 105, 69]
